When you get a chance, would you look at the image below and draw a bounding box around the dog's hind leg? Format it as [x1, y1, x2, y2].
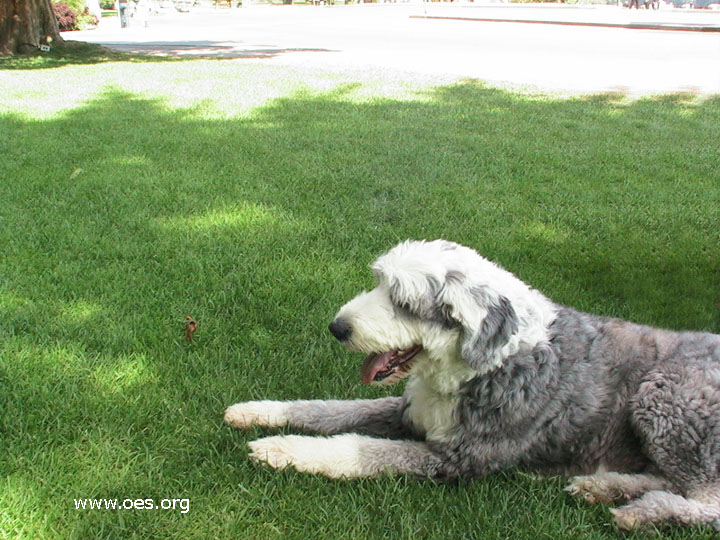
[566, 472, 672, 505]
[611, 485, 720, 531]
[225, 397, 410, 438]
[617, 367, 720, 530]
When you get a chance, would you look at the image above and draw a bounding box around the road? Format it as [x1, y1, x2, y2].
[70, 4, 720, 94]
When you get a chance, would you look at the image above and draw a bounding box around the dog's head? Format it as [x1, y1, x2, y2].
[329, 240, 555, 385]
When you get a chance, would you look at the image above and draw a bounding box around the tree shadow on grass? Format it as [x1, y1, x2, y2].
[0, 40, 337, 70]
[1, 81, 720, 539]
[0, 41, 176, 70]
[100, 42, 336, 59]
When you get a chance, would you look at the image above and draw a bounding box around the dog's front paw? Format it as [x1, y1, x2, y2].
[248, 435, 306, 471]
[248, 434, 371, 479]
[224, 400, 290, 429]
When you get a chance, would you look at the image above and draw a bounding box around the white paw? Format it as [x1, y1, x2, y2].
[224, 400, 290, 429]
[611, 508, 640, 531]
[248, 434, 372, 479]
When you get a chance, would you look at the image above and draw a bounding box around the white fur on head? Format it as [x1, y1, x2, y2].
[370, 240, 557, 373]
[334, 286, 424, 356]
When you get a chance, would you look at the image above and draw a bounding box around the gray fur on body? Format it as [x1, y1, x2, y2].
[442, 307, 720, 479]
[225, 240, 720, 530]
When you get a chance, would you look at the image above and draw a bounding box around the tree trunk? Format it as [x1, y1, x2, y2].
[0, 0, 65, 55]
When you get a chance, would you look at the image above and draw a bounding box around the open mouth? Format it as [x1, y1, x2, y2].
[361, 345, 422, 385]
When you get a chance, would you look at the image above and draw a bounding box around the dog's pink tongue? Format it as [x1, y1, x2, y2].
[361, 351, 393, 385]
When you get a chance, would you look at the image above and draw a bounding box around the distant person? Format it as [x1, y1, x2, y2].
[135, 0, 150, 26]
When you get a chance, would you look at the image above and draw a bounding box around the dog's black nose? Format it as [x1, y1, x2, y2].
[329, 318, 352, 341]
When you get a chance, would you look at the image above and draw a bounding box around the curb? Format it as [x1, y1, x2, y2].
[410, 14, 720, 32]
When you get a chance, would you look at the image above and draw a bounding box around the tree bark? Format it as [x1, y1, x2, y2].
[0, 0, 65, 55]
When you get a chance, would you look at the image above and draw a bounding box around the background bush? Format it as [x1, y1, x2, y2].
[53, 1, 98, 31]
[76, 8, 99, 28]
[52, 2, 77, 31]
[55, 0, 88, 16]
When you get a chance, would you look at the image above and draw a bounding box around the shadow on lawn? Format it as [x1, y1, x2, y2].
[0, 41, 170, 69]
[99, 42, 337, 59]
[0, 40, 337, 69]
[0, 40, 200, 69]
[1, 81, 720, 539]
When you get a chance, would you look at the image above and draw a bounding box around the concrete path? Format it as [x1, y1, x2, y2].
[66, 4, 720, 94]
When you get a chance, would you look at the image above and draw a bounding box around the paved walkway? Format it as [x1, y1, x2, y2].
[66, 4, 720, 94]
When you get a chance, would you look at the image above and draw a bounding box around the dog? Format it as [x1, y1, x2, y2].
[225, 239, 720, 530]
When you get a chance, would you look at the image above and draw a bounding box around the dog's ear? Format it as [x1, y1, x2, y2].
[459, 294, 518, 371]
[440, 275, 519, 371]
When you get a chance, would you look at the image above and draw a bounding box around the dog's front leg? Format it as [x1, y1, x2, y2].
[224, 397, 409, 438]
[248, 433, 446, 479]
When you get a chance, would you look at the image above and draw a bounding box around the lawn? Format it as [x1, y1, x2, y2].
[1, 46, 719, 539]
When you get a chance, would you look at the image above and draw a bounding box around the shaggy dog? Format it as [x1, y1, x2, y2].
[225, 239, 720, 530]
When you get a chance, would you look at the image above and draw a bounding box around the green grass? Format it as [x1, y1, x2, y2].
[0, 42, 136, 70]
[1, 49, 720, 540]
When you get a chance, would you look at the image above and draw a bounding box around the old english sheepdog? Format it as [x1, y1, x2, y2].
[225, 239, 720, 531]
